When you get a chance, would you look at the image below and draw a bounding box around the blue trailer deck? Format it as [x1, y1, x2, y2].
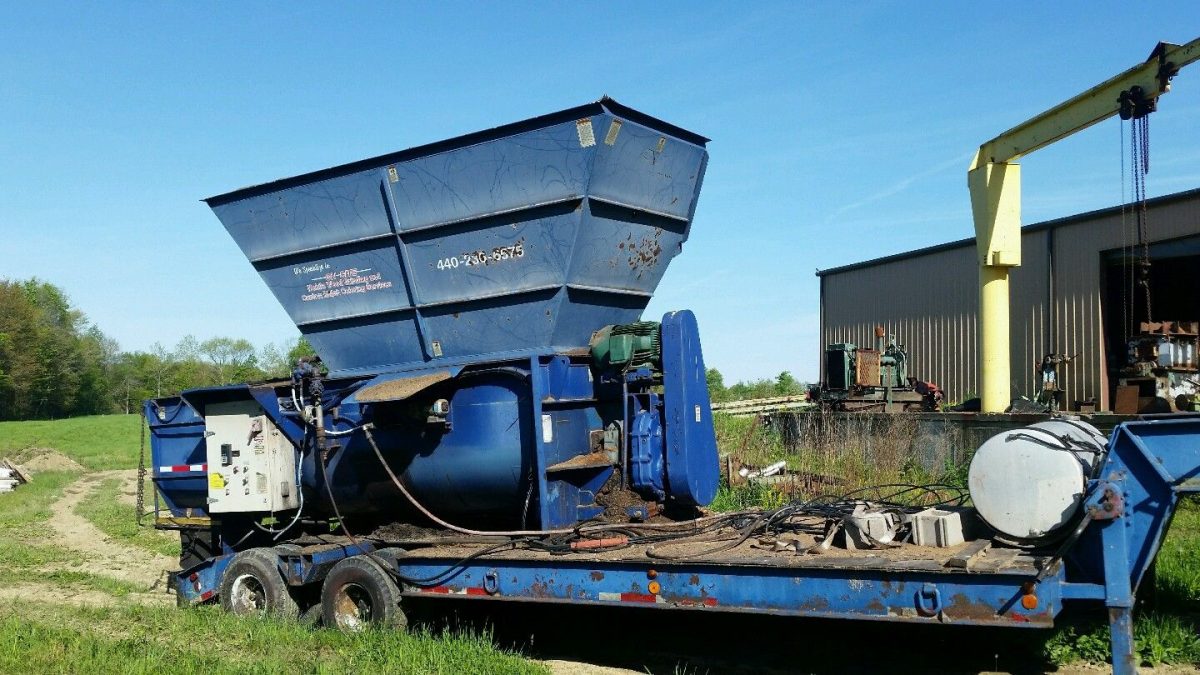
[172, 416, 1200, 675]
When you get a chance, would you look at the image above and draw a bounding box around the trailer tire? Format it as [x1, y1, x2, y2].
[321, 555, 407, 632]
[219, 548, 299, 619]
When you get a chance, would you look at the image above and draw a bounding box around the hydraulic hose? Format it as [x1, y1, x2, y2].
[362, 424, 579, 536]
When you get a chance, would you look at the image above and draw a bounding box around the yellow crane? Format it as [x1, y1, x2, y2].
[969, 37, 1200, 413]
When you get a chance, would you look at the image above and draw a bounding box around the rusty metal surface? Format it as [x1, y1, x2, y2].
[400, 527, 1045, 576]
[354, 370, 453, 403]
[855, 349, 881, 386]
[545, 451, 615, 473]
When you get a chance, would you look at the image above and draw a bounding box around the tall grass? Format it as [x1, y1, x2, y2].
[0, 603, 545, 674]
[714, 410, 972, 505]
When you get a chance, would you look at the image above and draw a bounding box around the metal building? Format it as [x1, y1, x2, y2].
[817, 187, 1200, 410]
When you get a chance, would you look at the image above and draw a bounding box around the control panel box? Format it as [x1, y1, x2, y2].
[204, 400, 299, 514]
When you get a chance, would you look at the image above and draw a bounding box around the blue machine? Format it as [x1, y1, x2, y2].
[148, 98, 718, 551]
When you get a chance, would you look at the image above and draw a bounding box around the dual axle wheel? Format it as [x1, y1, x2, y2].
[218, 548, 406, 630]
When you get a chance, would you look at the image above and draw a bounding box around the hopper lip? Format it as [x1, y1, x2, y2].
[204, 96, 710, 207]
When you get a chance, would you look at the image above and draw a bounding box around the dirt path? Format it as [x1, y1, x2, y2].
[545, 661, 640, 675]
[49, 470, 177, 591]
[0, 581, 167, 608]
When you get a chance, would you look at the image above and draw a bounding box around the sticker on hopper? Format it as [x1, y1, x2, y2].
[576, 119, 596, 147]
[604, 119, 622, 146]
[301, 266, 395, 303]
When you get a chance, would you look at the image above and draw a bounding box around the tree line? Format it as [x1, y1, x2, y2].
[0, 278, 312, 421]
[706, 368, 808, 403]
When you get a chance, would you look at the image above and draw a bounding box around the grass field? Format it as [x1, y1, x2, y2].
[0, 414, 545, 674]
[0, 414, 144, 470]
[0, 603, 543, 674]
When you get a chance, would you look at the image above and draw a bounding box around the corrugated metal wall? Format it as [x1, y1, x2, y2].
[819, 190, 1200, 409]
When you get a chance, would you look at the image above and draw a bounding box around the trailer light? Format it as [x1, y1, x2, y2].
[646, 569, 658, 579]
[1020, 581, 1038, 610]
[189, 573, 199, 581]
[648, 581, 661, 595]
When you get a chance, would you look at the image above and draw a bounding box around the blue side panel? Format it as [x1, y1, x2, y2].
[403, 201, 580, 307]
[535, 355, 611, 529]
[420, 289, 561, 360]
[589, 116, 708, 221]
[387, 121, 590, 231]
[145, 398, 208, 517]
[566, 199, 686, 294]
[256, 238, 412, 326]
[212, 170, 395, 262]
[660, 310, 719, 507]
[302, 310, 424, 373]
[399, 559, 1059, 627]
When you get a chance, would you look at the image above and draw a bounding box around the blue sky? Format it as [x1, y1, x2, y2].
[3, 3, 1199, 383]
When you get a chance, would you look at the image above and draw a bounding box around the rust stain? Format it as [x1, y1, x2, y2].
[945, 593, 1004, 622]
[529, 581, 553, 598]
[866, 598, 886, 612]
[688, 574, 700, 586]
[798, 596, 831, 612]
[547, 451, 612, 470]
[355, 370, 453, 403]
[590, 571, 605, 582]
[622, 228, 665, 278]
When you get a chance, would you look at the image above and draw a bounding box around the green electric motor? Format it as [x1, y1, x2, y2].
[589, 321, 662, 372]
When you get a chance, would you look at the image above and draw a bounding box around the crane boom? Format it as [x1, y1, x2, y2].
[968, 38, 1200, 413]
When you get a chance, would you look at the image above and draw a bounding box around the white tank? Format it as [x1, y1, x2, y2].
[967, 419, 1106, 544]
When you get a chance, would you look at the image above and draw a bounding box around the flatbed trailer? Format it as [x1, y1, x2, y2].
[173, 416, 1200, 675]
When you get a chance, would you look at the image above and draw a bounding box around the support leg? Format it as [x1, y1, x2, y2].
[1107, 606, 1136, 675]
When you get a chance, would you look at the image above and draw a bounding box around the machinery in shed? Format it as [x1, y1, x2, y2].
[814, 326, 942, 412]
[1116, 320, 1199, 413]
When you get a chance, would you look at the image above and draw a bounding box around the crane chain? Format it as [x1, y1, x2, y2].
[1131, 114, 1153, 324]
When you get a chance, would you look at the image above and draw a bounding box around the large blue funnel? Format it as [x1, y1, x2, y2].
[206, 98, 709, 375]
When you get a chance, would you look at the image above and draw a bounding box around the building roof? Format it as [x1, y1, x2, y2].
[815, 186, 1200, 277]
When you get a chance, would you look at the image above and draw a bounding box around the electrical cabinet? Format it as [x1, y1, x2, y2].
[204, 400, 299, 514]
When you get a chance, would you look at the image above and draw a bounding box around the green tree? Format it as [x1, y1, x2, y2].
[259, 336, 315, 380]
[287, 336, 317, 363]
[0, 279, 118, 419]
[199, 337, 258, 385]
[706, 367, 727, 403]
[775, 371, 803, 396]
